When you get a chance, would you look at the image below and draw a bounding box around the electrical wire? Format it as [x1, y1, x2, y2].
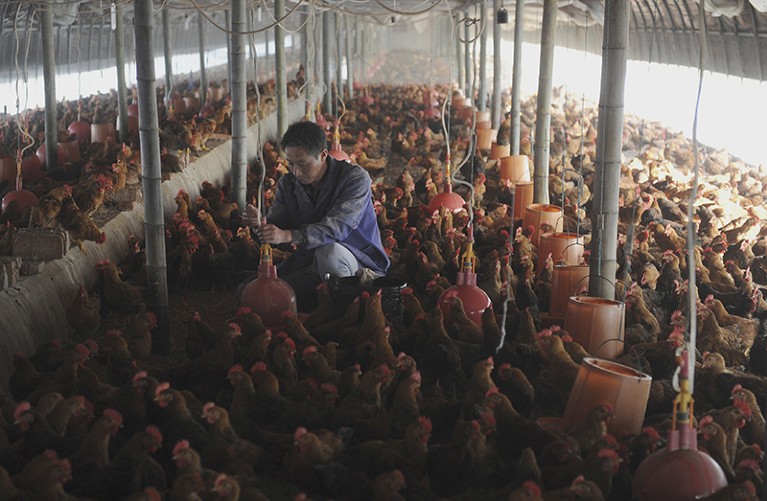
[188, 0, 304, 35]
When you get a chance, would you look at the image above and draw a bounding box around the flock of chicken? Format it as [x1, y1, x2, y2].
[0, 72, 766, 500]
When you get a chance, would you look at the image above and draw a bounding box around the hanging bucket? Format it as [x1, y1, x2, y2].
[537, 233, 583, 273]
[475, 110, 490, 123]
[172, 97, 187, 114]
[564, 296, 625, 359]
[208, 85, 224, 103]
[499, 155, 531, 183]
[522, 203, 563, 246]
[241, 263, 297, 330]
[475, 120, 492, 130]
[563, 357, 651, 436]
[549, 264, 590, 319]
[91, 123, 116, 144]
[512, 181, 533, 221]
[183, 96, 200, 114]
[476, 129, 497, 152]
[489, 142, 510, 160]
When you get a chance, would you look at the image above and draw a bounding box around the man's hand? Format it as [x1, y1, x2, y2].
[256, 224, 293, 245]
[244, 204, 261, 229]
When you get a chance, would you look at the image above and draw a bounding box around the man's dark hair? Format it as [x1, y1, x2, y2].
[280, 121, 328, 157]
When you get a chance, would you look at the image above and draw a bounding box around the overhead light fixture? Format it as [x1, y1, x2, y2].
[497, 6, 508, 24]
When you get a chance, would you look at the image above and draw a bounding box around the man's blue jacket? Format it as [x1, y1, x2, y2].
[266, 156, 390, 276]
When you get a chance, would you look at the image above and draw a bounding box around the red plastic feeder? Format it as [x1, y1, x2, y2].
[327, 125, 350, 162]
[428, 162, 465, 214]
[2, 170, 38, 219]
[437, 227, 490, 327]
[240, 243, 297, 330]
[68, 119, 91, 146]
[632, 348, 727, 500]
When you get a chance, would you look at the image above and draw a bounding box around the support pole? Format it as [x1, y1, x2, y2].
[322, 10, 331, 114]
[492, 0, 502, 128]
[305, 8, 314, 116]
[336, 13, 343, 105]
[114, 1, 129, 144]
[134, 0, 169, 354]
[588, 0, 630, 300]
[162, 8, 173, 107]
[510, 0, 525, 155]
[198, 11, 207, 106]
[231, 0, 247, 211]
[533, 0, 557, 204]
[225, 9, 232, 91]
[464, 12, 471, 98]
[455, 15, 464, 95]
[479, 0, 488, 111]
[275, 0, 287, 136]
[359, 21, 367, 82]
[346, 14, 353, 100]
[41, 0, 57, 170]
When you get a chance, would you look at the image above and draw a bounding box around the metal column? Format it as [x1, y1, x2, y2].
[114, 1, 129, 144]
[275, 0, 287, 136]
[533, 0, 557, 204]
[231, 0, 247, 212]
[322, 10, 331, 114]
[510, 0, 525, 155]
[455, 15, 464, 94]
[225, 9, 232, 90]
[162, 8, 173, 106]
[588, 0, 630, 300]
[479, 0, 488, 111]
[197, 11, 207, 106]
[345, 15, 353, 100]
[41, 0, 57, 170]
[492, 0, 502, 128]
[464, 12, 471, 98]
[134, 0, 170, 354]
[336, 13, 343, 105]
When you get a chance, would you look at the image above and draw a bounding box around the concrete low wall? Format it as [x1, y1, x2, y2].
[0, 98, 308, 389]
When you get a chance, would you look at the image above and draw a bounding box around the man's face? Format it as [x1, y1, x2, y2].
[285, 146, 328, 187]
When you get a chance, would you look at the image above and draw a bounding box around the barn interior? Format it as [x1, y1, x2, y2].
[0, 0, 766, 499]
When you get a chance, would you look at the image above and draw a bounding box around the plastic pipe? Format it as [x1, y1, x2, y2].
[479, 0, 488, 111]
[346, 14, 353, 100]
[162, 8, 173, 107]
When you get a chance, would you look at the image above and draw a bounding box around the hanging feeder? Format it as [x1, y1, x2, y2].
[427, 160, 465, 214]
[521, 203, 563, 246]
[21, 153, 45, 184]
[437, 226, 491, 327]
[67, 101, 91, 146]
[633, 349, 727, 500]
[562, 357, 652, 436]
[499, 155, 531, 183]
[548, 264, 589, 319]
[489, 142, 510, 160]
[2, 159, 38, 218]
[240, 241, 297, 330]
[513, 181, 534, 221]
[537, 232, 583, 273]
[564, 296, 625, 359]
[91, 122, 116, 144]
[327, 123, 350, 162]
[476, 128, 497, 153]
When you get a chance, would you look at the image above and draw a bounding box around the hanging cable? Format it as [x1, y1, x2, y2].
[684, 0, 707, 393]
